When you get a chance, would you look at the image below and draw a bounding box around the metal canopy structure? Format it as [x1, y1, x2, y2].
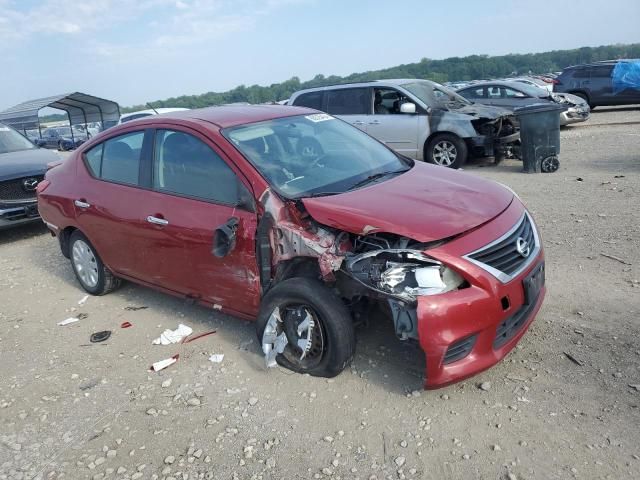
[0, 92, 120, 133]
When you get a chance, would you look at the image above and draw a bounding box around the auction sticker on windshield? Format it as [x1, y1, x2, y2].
[305, 114, 334, 123]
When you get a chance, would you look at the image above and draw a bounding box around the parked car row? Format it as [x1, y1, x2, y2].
[36, 105, 546, 388]
[455, 81, 590, 126]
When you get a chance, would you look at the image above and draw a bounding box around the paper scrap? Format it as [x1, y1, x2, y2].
[78, 295, 89, 306]
[58, 317, 80, 326]
[208, 354, 224, 363]
[152, 324, 193, 345]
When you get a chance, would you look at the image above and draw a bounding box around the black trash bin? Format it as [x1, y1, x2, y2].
[514, 103, 567, 173]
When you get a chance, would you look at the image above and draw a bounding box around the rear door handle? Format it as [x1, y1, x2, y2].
[147, 215, 169, 226]
[368, 120, 380, 125]
[74, 199, 90, 209]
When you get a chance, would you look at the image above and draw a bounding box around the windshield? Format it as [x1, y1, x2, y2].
[403, 81, 472, 110]
[223, 114, 410, 198]
[0, 124, 36, 154]
[56, 127, 71, 135]
[508, 81, 548, 97]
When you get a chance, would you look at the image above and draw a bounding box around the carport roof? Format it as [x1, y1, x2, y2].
[0, 92, 120, 130]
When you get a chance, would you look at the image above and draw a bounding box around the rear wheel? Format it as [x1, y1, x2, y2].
[256, 278, 355, 378]
[426, 133, 467, 169]
[69, 231, 120, 295]
[58, 141, 66, 151]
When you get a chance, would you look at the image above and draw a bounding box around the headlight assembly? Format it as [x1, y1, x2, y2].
[346, 249, 466, 302]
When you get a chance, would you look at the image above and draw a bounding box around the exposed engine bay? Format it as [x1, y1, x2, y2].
[258, 190, 470, 346]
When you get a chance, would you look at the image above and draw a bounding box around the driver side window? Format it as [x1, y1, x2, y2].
[373, 88, 410, 115]
[152, 129, 242, 205]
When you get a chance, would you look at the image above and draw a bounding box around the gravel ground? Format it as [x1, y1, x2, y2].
[1, 107, 639, 480]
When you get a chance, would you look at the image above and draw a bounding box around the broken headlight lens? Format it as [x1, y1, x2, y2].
[346, 248, 466, 301]
[379, 262, 465, 297]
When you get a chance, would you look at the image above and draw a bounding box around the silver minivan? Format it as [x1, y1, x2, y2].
[289, 79, 519, 169]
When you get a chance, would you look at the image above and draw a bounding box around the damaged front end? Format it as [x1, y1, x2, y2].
[339, 236, 467, 340]
[470, 114, 520, 161]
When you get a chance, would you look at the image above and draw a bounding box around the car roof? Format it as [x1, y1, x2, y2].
[291, 79, 438, 95]
[457, 80, 527, 89]
[120, 105, 316, 129]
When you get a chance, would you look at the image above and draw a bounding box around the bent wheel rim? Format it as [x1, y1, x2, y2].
[433, 141, 457, 166]
[262, 304, 325, 370]
[72, 239, 99, 288]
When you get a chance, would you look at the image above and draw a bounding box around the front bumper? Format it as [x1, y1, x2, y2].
[561, 108, 590, 125]
[0, 202, 41, 229]
[417, 258, 544, 388]
[416, 199, 545, 388]
[468, 131, 520, 157]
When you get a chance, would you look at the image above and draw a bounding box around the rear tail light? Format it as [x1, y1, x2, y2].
[36, 179, 51, 194]
[551, 79, 560, 85]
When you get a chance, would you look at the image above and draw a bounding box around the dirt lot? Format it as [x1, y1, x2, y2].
[1, 107, 639, 480]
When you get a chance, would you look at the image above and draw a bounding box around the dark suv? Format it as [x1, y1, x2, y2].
[553, 60, 640, 109]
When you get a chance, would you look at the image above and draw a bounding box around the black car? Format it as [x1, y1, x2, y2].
[0, 123, 60, 229]
[456, 81, 590, 125]
[35, 127, 88, 151]
[553, 60, 640, 109]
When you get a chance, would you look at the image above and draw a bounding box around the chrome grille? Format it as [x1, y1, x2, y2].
[0, 176, 43, 202]
[465, 213, 539, 283]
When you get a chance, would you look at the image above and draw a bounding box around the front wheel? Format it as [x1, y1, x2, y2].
[69, 231, 120, 295]
[425, 134, 467, 169]
[256, 278, 355, 378]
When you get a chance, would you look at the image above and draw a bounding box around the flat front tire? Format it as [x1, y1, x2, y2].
[69, 230, 120, 295]
[426, 133, 467, 169]
[256, 278, 355, 378]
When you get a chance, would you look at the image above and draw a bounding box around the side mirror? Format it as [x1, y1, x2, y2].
[400, 102, 416, 114]
[212, 217, 239, 258]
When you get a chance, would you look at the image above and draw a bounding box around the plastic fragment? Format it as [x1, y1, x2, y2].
[150, 354, 179, 372]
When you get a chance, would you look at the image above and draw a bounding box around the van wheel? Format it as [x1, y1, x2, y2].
[426, 134, 467, 169]
[256, 278, 355, 378]
[69, 230, 120, 295]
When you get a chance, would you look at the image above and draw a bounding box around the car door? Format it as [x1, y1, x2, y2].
[147, 127, 261, 315]
[589, 65, 616, 105]
[365, 87, 421, 158]
[326, 87, 371, 132]
[73, 129, 187, 288]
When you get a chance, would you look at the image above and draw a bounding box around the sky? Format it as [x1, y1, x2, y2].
[0, 0, 639, 111]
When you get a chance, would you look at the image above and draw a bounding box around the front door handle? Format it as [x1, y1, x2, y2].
[147, 215, 169, 226]
[74, 199, 91, 209]
[352, 121, 364, 126]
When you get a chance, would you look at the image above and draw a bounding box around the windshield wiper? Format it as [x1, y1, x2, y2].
[348, 169, 408, 191]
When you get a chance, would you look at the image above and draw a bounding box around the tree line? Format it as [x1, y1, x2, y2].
[43, 43, 640, 121]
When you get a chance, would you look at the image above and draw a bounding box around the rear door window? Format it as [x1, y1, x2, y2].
[152, 129, 241, 205]
[326, 88, 370, 115]
[293, 91, 324, 110]
[591, 65, 614, 78]
[84, 131, 144, 185]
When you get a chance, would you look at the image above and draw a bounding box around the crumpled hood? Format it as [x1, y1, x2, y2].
[450, 103, 514, 119]
[302, 162, 514, 243]
[0, 148, 59, 182]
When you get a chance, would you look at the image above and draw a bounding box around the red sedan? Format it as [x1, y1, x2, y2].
[37, 106, 545, 388]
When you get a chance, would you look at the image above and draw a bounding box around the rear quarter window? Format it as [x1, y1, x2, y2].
[83, 131, 144, 185]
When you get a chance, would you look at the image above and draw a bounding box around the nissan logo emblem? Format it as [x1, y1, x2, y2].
[22, 178, 39, 192]
[516, 237, 530, 258]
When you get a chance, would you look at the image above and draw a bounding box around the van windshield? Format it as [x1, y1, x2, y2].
[0, 124, 36, 154]
[223, 114, 411, 199]
[403, 81, 472, 109]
